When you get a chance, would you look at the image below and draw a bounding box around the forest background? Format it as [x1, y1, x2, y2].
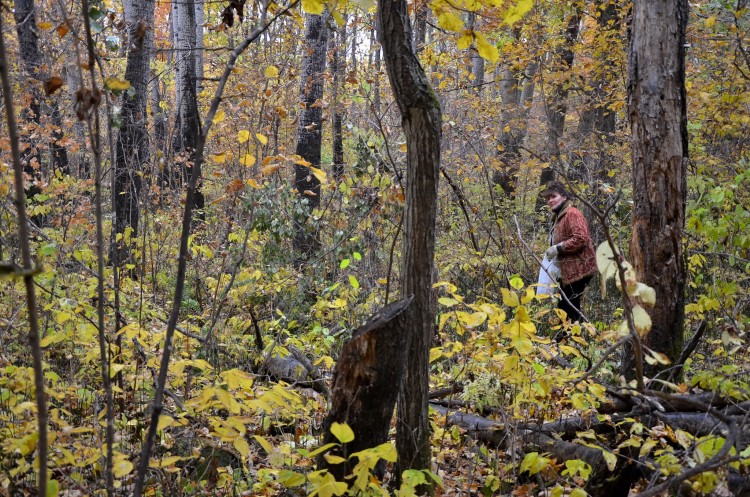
[0, 0, 749, 495]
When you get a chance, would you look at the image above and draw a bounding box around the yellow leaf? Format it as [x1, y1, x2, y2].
[501, 288, 519, 307]
[103, 77, 131, 91]
[437, 11, 464, 32]
[213, 110, 226, 124]
[256, 133, 268, 145]
[301, 0, 324, 15]
[149, 456, 181, 468]
[705, 16, 716, 29]
[238, 130, 250, 143]
[157, 415, 174, 431]
[429, 347, 443, 363]
[246, 178, 261, 189]
[241, 153, 256, 167]
[632, 305, 652, 337]
[254, 435, 274, 454]
[330, 422, 355, 443]
[503, 0, 534, 25]
[309, 166, 327, 183]
[264, 65, 279, 78]
[234, 437, 250, 458]
[113, 459, 133, 478]
[457, 31, 473, 50]
[475, 32, 499, 64]
[213, 152, 226, 164]
[37, 21, 53, 30]
[324, 454, 347, 464]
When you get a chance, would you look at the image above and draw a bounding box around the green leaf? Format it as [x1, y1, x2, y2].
[330, 422, 355, 443]
[348, 275, 360, 290]
[340, 258, 350, 269]
[278, 470, 306, 487]
[46, 479, 59, 497]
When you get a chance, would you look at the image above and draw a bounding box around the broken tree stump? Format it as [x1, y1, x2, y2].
[317, 296, 414, 481]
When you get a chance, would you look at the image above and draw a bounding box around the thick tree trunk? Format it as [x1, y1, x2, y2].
[172, 0, 204, 217]
[627, 0, 689, 375]
[293, 12, 329, 257]
[318, 297, 414, 481]
[378, 0, 441, 484]
[113, 0, 154, 265]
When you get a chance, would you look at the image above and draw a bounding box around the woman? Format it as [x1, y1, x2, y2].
[541, 181, 597, 323]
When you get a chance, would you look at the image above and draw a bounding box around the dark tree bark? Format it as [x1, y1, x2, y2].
[626, 0, 689, 374]
[294, 12, 329, 257]
[113, 0, 155, 265]
[330, 19, 346, 181]
[14, 0, 70, 201]
[538, 9, 582, 194]
[318, 297, 414, 481]
[378, 0, 441, 484]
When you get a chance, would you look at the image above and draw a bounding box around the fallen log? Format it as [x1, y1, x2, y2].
[317, 296, 414, 481]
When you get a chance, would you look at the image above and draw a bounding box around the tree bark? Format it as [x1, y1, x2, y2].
[318, 297, 414, 481]
[293, 12, 329, 257]
[172, 0, 204, 218]
[377, 0, 441, 485]
[113, 0, 154, 265]
[538, 9, 581, 195]
[627, 0, 689, 375]
[14, 0, 70, 202]
[330, 19, 346, 181]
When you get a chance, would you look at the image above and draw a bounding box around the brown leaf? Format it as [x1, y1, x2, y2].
[44, 77, 64, 96]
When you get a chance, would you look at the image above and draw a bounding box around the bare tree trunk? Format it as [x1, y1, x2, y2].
[113, 0, 154, 266]
[626, 0, 689, 375]
[378, 0, 441, 486]
[294, 12, 329, 257]
[172, 0, 204, 218]
[331, 19, 346, 181]
[538, 9, 581, 192]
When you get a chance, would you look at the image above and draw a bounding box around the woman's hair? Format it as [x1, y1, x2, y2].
[540, 180, 568, 198]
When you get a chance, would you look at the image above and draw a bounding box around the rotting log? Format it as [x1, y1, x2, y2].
[317, 296, 414, 482]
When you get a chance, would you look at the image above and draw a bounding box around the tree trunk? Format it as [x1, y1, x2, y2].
[573, 0, 621, 240]
[293, 12, 329, 257]
[318, 297, 414, 481]
[378, 0, 441, 485]
[538, 9, 581, 194]
[494, 46, 536, 196]
[172, 0, 204, 217]
[330, 19, 346, 181]
[627, 0, 689, 375]
[14, 0, 70, 202]
[113, 0, 154, 265]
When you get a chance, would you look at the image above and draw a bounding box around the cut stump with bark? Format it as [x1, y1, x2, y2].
[317, 296, 414, 481]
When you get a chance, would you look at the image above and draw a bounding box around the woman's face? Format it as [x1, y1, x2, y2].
[545, 192, 566, 211]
